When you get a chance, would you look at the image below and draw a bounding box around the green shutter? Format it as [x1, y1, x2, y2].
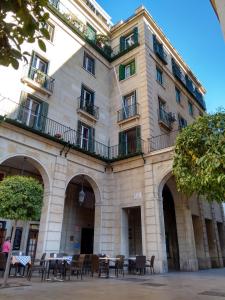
[37, 101, 49, 132]
[136, 126, 141, 153]
[77, 120, 82, 147]
[88, 127, 95, 153]
[119, 64, 125, 81]
[17, 92, 27, 122]
[80, 85, 84, 109]
[86, 23, 96, 42]
[119, 131, 126, 156]
[130, 60, 136, 76]
[133, 27, 138, 44]
[120, 36, 126, 51]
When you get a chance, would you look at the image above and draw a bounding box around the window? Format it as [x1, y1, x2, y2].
[77, 121, 95, 152]
[188, 101, 194, 116]
[86, 23, 96, 41]
[80, 85, 95, 114]
[30, 53, 48, 74]
[178, 115, 187, 129]
[83, 52, 95, 75]
[122, 91, 137, 118]
[119, 60, 136, 81]
[156, 67, 163, 85]
[153, 34, 167, 64]
[17, 93, 49, 131]
[119, 126, 141, 156]
[175, 87, 181, 104]
[46, 22, 55, 42]
[120, 27, 138, 52]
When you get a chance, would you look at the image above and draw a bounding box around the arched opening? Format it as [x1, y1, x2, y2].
[0, 156, 46, 259]
[163, 184, 180, 271]
[60, 175, 96, 255]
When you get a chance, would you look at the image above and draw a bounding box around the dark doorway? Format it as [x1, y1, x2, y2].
[163, 184, 180, 270]
[26, 228, 39, 259]
[80, 228, 94, 254]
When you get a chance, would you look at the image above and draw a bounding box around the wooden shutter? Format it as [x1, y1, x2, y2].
[37, 101, 49, 132]
[133, 27, 138, 44]
[77, 120, 82, 147]
[119, 131, 126, 156]
[136, 125, 141, 152]
[130, 60, 136, 76]
[88, 127, 95, 153]
[120, 36, 126, 52]
[119, 64, 125, 81]
[17, 92, 27, 122]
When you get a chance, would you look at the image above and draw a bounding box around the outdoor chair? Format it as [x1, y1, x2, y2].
[91, 254, 99, 277]
[0, 252, 6, 277]
[83, 254, 92, 274]
[110, 255, 125, 277]
[98, 255, 109, 278]
[68, 254, 85, 280]
[135, 256, 146, 275]
[27, 253, 47, 281]
[145, 255, 155, 274]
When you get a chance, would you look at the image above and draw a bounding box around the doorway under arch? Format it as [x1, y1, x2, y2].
[163, 184, 180, 271]
[60, 175, 96, 255]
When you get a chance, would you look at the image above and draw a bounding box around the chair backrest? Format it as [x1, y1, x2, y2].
[136, 256, 146, 268]
[91, 254, 99, 273]
[77, 254, 85, 268]
[150, 255, 155, 267]
[0, 253, 6, 270]
[116, 255, 125, 267]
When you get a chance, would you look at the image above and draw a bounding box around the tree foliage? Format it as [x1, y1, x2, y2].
[173, 111, 225, 203]
[0, 176, 44, 221]
[0, 0, 49, 69]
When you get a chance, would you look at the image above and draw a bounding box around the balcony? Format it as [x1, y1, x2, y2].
[0, 96, 144, 162]
[158, 108, 176, 130]
[153, 35, 167, 65]
[48, 0, 139, 62]
[117, 103, 139, 123]
[77, 98, 99, 122]
[22, 65, 55, 96]
[171, 58, 206, 111]
[148, 130, 179, 152]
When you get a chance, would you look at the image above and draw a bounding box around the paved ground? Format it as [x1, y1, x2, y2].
[0, 269, 225, 300]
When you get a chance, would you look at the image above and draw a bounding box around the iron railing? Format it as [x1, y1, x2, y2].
[78, 97, 99, 119]
[0, 96, 144, 161]
[48, 0, 139, 61]
[158, 108, 176, 129]
[148, 130, 179, 152]
[117, 103, 139, 122]
[25, 65, 55, 93]
[171, 58, 206, 111]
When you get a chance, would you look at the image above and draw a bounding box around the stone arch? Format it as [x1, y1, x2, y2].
[0, 153, 51, 193]
[65, 172, 101, 205]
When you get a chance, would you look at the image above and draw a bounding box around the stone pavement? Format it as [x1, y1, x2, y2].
[0, 269, 225, 300]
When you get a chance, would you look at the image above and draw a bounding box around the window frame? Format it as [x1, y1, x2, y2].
[178, 114, 187, 129]
[175, 87, 181, 104]
[188, 101, 194, 116]
[156, 67, 163, 85]
[46, 22, 55, 42]
[83, 52, 95, 75]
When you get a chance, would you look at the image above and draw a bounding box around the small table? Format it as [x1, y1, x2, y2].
[11, 255, 31, 277]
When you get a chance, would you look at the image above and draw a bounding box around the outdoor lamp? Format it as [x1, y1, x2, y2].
[78, 176, 85, 206]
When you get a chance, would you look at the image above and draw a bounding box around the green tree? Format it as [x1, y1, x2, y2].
[173, 111, 225, 203]
[0, 176, 43, 287]
[0, 0, 50, 69]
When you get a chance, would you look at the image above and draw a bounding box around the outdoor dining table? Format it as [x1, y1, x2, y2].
[11, 255, 32, 266]
[45, 256, 73, 281]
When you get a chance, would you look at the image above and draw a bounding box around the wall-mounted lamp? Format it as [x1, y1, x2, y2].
[78, 176, 85, 206]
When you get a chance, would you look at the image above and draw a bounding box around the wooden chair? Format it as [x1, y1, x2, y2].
[27, 253, 47, 281]
[135, 256, 146, 275]
[68, 254, 85, 280]
[91, 254, 99, 277]
[110, 255, 125, 277]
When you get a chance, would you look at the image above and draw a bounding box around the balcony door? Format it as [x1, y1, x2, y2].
[19, 97, 41, 128]
[31, 54, 48, 74]
[123, 91, 136, 119]
[119, 126, 141, 156]
[77, 121, 95, 152]
[81, 85, 95, 115]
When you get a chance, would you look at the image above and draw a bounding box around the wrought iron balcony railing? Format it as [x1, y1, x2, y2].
[78, 98, 99, 119]
[0, 96, 144, 162]
[25, 65, 55, 93]
[148, 130, 179, 152]
[117, 103, 139, 122]
[158, 108, 176, 129]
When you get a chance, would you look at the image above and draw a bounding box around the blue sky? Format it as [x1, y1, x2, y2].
[98, 0, 225, 113]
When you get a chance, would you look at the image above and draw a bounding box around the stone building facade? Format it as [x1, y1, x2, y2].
[0, 0, 224, 273]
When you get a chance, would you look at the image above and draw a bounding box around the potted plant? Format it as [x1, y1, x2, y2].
[96, 34, 110, 48]
[54, 132, 62, 139]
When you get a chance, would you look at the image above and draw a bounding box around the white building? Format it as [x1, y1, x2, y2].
[0, 0, 224, 272]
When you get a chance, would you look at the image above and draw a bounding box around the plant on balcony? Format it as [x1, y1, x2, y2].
[54, 132, 63, 139]
[96, 34, 110, 48]
[34, 70, 46, 86]
[0, 176, 43, 288]
[173, 110, 225, 203]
